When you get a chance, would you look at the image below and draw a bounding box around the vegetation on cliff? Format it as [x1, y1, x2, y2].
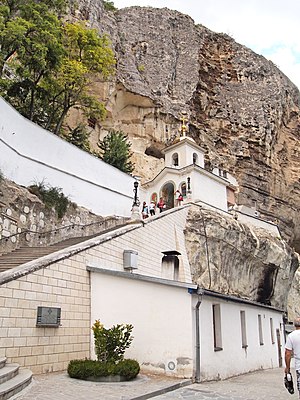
[0, 0, 115, 136]
[97, 130, 134, 173]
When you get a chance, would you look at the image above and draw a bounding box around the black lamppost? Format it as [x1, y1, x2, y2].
[133, 181, 139, 207]
[131, 180, 140, 220]
[187, 176, 192, 200]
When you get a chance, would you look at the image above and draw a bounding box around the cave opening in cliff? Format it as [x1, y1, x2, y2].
[256, 263, 278, 305]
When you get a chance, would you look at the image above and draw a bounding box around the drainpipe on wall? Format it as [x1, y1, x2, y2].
[195, 289, 203, 383]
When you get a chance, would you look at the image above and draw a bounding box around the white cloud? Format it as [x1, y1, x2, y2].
[113, 0, 300, 89]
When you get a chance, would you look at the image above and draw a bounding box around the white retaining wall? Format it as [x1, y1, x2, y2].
[0, 97, 135, 216]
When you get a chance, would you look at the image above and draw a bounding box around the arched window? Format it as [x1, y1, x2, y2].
[151, 192, 157, 204]
[172, 153, 179, 166]
[161, 182, 175, 209]
[193, 153, 198, 164]
[181, 182, 187, 197]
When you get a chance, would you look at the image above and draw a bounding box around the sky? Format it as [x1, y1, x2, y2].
[113, 0, 300, 90]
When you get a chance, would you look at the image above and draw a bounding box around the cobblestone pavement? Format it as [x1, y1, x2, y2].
[11, 367, 296, 400]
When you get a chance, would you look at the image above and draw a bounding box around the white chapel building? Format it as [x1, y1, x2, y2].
[140, 124, 237, 212]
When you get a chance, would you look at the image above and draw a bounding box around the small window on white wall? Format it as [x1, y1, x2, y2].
[212, 304, 222, 351]
[258, 314, 264, 345]
[193, 153, 198, 164]
[270, 318, 275, 344]
[240, 310, 248, 348]
[172, 153, 179, 166]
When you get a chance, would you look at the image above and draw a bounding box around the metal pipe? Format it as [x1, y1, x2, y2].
[195, 291, 203, 383]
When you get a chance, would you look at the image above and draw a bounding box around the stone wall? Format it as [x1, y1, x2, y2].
[0, 178, 126, 255]
[0, 253, 90, 374]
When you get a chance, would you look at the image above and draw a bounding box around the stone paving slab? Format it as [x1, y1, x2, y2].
[10, 367, 295, 400]
[10, 372, 187, 400]
[154, 368, 295, 399]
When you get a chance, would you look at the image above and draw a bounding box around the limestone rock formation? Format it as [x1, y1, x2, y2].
[70, 1, 300, 257]
[185, 206, 299, 311]
[288, 270, 300, 320]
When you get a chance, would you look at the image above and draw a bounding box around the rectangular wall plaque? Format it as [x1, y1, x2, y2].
[36, 306, 61, 327]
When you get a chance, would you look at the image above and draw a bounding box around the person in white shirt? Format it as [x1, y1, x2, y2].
[148, 201, 156, 216]
[285, 317, 300, 398]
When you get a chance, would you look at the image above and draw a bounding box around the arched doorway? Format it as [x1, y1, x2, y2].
[161, 182, 175, 209]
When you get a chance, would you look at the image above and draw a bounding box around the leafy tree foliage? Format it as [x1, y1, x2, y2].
[62, 124, 91, 152]
[0, 1, 65, 120]
[0, 0, 115, 137]
[92, 319, 134, 363]
[97, 130, 134, 174]
[102, 1, 117, 12]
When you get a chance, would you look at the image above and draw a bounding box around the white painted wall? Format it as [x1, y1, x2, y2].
[141, 169, 228, 211]
[164, 138, 205, 168]
[90, 272, 194, 378]
[197, 295, 284, 380]
[0, 97, 135, 216]
[190, 169, 228, 210]
[234, 212, 280, 237]
[87, 207, 193, 283]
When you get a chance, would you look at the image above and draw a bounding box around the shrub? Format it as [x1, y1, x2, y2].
[67, 359, 140, 380]
[114, 359, 140, 380]
[103, 0, 117, 12]
[28, 181, 70, 218]
[92, 319, 133, 363]
[0, 169, 4, 183]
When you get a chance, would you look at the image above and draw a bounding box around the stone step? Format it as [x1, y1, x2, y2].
[0, 368, 32, 400]
[0, 360, 6, 370]
[0, 224, 127, 273]
[0, 365, 19, 385]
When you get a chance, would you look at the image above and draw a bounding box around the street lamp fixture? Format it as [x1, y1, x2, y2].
[133, 181, 139, 206]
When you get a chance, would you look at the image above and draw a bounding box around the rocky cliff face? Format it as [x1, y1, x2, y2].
[71, 1, 300, 255]
[69, 1, 300, 314]
[185, 205, 299, 311]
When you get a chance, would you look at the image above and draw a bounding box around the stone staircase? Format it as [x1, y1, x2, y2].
[0, 222, 129, 273]
[0, 235, 97, 272]
[0, 358, 32, 400]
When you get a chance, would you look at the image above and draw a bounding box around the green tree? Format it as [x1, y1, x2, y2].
[46, 21, 115, 135]
[0, 3, 115, 136]
[102, 1, 117, 12]
[1, 3, 65, 120]
[97, 130, 134, 174]
[62, 123, 91, 152]
[0, 0, 66, 76]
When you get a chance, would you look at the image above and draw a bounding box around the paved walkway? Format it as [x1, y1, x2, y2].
[12, 367, 296, 400]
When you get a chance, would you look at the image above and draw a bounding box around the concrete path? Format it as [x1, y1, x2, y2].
[11, 367, 297, 400]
